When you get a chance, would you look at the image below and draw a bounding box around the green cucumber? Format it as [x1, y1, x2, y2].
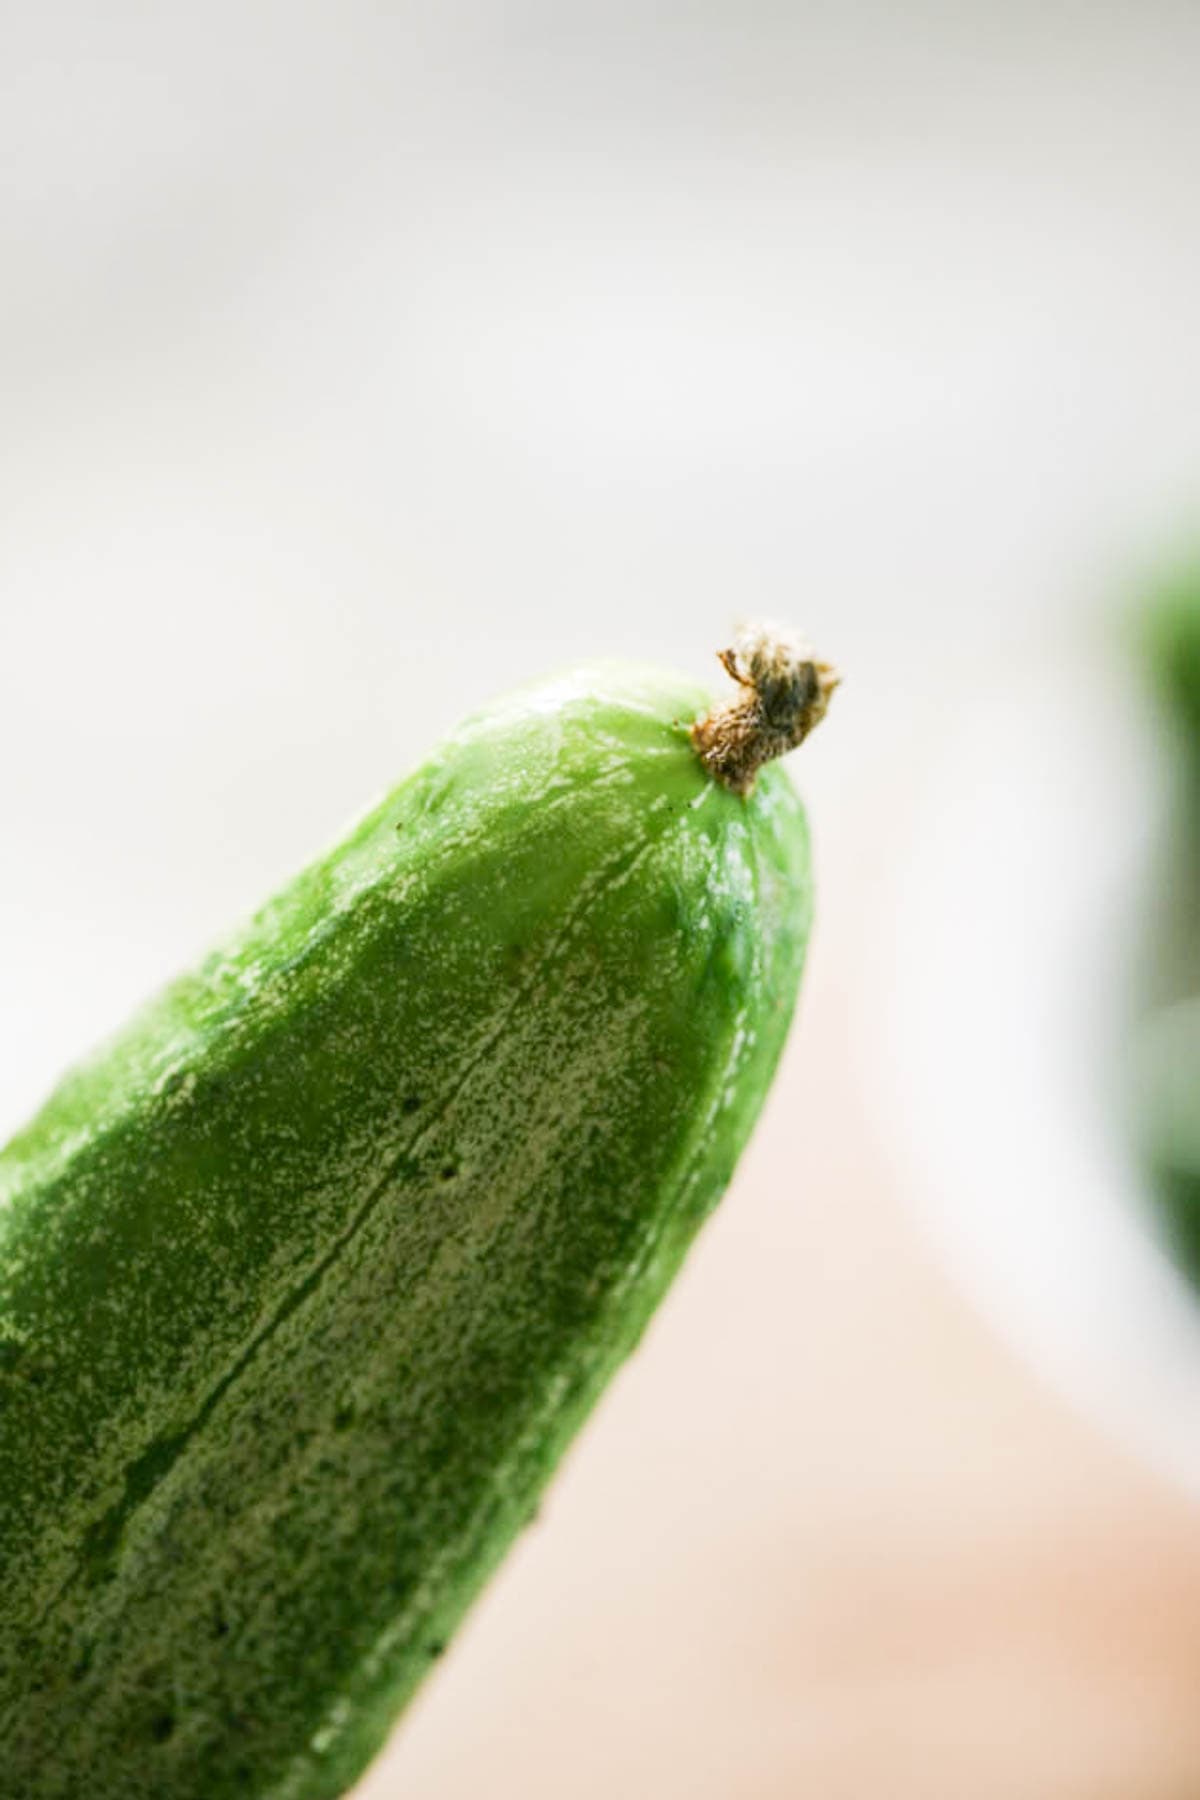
[0, 627, 835, 1800]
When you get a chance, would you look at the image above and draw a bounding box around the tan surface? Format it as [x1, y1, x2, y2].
[355, 933, 1200, 1800]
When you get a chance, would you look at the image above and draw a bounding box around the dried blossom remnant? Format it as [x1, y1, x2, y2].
[690, 620, 840, 796]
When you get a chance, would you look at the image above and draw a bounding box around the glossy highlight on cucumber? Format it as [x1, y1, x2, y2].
[0, 635, 831, 1799]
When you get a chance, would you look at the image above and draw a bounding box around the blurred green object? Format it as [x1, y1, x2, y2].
[1134, 998, 1200, 1288]
[1135, 562, 1200, 1281]
[1142, 564, 1200, 765]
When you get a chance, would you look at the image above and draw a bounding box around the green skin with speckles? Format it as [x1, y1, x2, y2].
[0, 662, 812, 1799]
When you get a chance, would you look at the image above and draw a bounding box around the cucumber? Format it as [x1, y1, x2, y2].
[0, 627, 835, 1800]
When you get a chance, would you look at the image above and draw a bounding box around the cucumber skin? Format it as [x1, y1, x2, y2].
[0, 661, 812, 1800]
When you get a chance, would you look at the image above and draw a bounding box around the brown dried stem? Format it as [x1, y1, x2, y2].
[690, 621, 840, 795]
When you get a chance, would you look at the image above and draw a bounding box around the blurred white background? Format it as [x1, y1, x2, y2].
[2, 1, 1197, 1114]
[3, 4, 1200, 1795]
